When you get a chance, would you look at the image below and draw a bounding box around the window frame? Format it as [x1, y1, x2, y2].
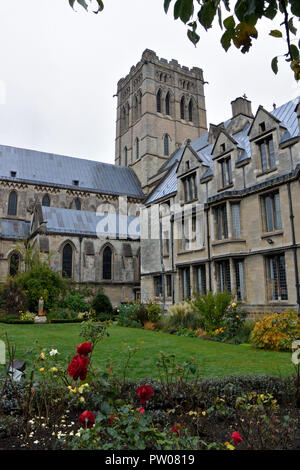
[261, 191, 282, 233]
[265, 253, 288, 301]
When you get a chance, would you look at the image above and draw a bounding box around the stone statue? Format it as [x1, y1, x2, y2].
[38, 297, 44, 316]
[35, 297, 47, 324]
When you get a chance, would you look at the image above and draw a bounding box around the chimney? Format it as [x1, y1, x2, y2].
[231, 96, 253, 118]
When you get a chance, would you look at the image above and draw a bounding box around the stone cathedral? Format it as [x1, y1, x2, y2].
[1, 49, 300, 312]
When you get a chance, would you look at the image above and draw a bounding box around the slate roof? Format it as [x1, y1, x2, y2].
[0, 145, 144, 198]
[41, 207, 140, 239]
[146, 97, 300, 204]
[1, 219, 30, 239]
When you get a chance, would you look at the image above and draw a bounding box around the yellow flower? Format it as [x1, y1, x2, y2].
[188, 411, 198, 416]
[202, 411, 206, 416]
[78, 386, 83, 394]
[67, 386, 72, 390]
[79, 397, 85, 403]
[40, 352, 45, 360]
[39, 367, 45, 372]
[225, 442, 235, 451]
[231, 302, 237, 308]
[236, 315, 239, 318]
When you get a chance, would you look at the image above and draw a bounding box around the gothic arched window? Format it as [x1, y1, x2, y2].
[124, 147, 128, 166]
[10, 252, 20, 277]
[180, 97, 185, 120]
[156, 90, 161, 113]
[165, 92, 170, 115]
[75, 198, 81, 210]
[8, 191, 17, 216]
[164, 134, 169, 156]
[188, 99, 193, 122]
[42, 194, 50, 207]
[103, 246, 112, 280]
[62, 243, 73, 278]
[136, 138, 139, 160]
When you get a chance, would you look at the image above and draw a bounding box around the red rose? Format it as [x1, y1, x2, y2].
[109, 413, 117, 424]
[67, 354, 90, 381]
[136, 407, 145, 415]
[136, 385, 154, 404]
[78, 411, 95, 428]
[232, 431, 242, 444]
[77, 342, 93, 356]
[171, 423, 184, 436]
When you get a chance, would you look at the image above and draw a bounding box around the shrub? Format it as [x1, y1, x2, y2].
[63, 292, 89, 312]
[166, 301, 201, 330]
[222, 302, 247, 341]
[20, 312, 36, 322]
[134, 302, 148, 325]
[147, 301, 162, 324]
[191, 291, 233, 332]
[250, 310, 300, 351]
[16, 262, 66, 313]
[117, 304, 142, 328]
[92, 289, 113, 319]
[47, 307, 78, 321]
[1, 279, 26, 316]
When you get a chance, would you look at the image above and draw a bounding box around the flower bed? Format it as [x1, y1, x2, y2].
[0, 320, 299, 450]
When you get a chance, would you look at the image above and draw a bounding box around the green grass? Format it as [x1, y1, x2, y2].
[0, 323, 294, 380]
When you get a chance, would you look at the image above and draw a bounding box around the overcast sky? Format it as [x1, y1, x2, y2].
[0, 0, 299, 164]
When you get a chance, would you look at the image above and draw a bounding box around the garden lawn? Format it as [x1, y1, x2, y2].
[0, 323, 295, 380]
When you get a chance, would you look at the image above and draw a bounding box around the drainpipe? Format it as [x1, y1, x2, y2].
[170, 213, 175, 304]
[287, 182, 300, 315]
[79, 236, 83, 283]
[159, 213, 166, 312]
[206, 207, 212, 291]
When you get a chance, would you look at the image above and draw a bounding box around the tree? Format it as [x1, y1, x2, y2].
[68, 0, 300, 80]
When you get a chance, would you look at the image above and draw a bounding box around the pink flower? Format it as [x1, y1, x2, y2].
[136, 407, 145, 415]
[232, 431, 242, 444]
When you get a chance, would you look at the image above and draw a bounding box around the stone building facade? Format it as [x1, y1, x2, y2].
[1, 49, 300, 312]
[141, 91, 300, 313]
[0, 146, 143, 305]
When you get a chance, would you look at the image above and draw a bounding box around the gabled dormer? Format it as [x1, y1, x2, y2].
[248, 106, 281, 176]
[176, 143, 201, 204]
[211, 130, 240, 191]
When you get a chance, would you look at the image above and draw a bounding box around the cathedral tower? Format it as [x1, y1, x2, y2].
[115, 49, 208, 192]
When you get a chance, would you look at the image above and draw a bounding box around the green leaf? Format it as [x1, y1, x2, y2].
[76, 0, 88, 10]
[69, 0, 76, 7]
[291, 0, 300, 16]
[271, 56, 278, 74]
[288, 18, 297, 36]
[174, 0, 194, 23]
[269, 29, 282, 38]
[164, 0, 173, 14]
[222, 0, 230, 12]
[264, 0, 278, 20]
[198, 2, 217, 31]
[221, 29, 233, 51]
[217, 6, 223, 29]
[290, 45, 300, 62]
[95, 0, 104, 11]
[187, 27, 200, 45]
[223, 15, 235, 31]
